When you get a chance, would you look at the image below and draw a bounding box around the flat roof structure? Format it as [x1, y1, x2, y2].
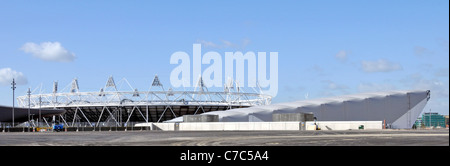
[0, 105, 65, 122]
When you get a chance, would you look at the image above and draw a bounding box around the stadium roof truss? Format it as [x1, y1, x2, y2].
[16, 76, 272, 126]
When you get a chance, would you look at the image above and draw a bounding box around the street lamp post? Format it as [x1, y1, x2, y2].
[11, 79, 16, 127]
[27, 88, 31, 130]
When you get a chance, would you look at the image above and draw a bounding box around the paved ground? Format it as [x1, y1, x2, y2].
[0, 129, 448, 146]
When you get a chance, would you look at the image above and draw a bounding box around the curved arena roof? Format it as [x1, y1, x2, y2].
[168, 90, 431, 129]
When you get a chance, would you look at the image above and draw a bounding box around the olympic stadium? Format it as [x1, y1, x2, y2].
[14, 75, 272, 127]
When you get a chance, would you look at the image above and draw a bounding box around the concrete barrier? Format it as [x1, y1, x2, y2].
[153, 123, 175, 131]
[134, 121, 383, 131]
[141, 122, 302, 131]
[306, 121, 382, 130]
[183, 115, 219, 122]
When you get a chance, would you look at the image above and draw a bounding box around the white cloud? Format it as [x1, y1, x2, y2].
[361, 59, 402, 73]
[308, 64, 329, 76]
[0, 68, 28, 86]
[21, 42, 76, 62]
[401, 73, 449, 115]
[435, 67, 449, 77]
[322, 80, 349, 92]
[411, 77, 448, 99]
[335, 50, 348, 62]
[358, 82, 396, 92]
[196, 39, 251, 50]
[222, 40, 235, 48]
[319, 80, 349, 97]
[414, 46, 434, 57]
[327, 81, 348, 90]
[197, 40, 219, 48]
[437, 38, 449, 51]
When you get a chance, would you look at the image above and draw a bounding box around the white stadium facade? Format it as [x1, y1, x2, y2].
[16, 76, 272, 127]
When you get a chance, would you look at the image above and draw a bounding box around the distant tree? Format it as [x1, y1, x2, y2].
[420, 121, 426, 129]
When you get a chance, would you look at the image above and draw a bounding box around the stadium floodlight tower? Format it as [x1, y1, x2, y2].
[16, 75, 272, 127]
[11, 78, 16, 127]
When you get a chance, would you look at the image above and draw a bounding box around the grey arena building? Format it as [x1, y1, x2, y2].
[168, 90, 431, 129]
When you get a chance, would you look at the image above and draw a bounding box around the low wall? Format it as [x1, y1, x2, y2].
[0, 126, 151, 132]
[136, 122, 301, 131]
[181, 122, 301, 131]
[135, 121, 383, 131]
[306, 121, 382, 130]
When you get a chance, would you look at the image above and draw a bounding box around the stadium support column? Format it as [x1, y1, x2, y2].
[407, 93, 411, 128]
[146, 104, 149, 123]
[39, 96, 41, 128]
[27, 88, 31, 130]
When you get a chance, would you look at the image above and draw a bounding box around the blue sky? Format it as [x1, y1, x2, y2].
[0, 0, 448, 115]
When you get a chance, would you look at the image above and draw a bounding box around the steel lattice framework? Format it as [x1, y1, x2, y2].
[16, 76, 272, 127]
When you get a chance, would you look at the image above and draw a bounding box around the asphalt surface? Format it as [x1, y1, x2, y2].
[0, 129, 448, 146]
